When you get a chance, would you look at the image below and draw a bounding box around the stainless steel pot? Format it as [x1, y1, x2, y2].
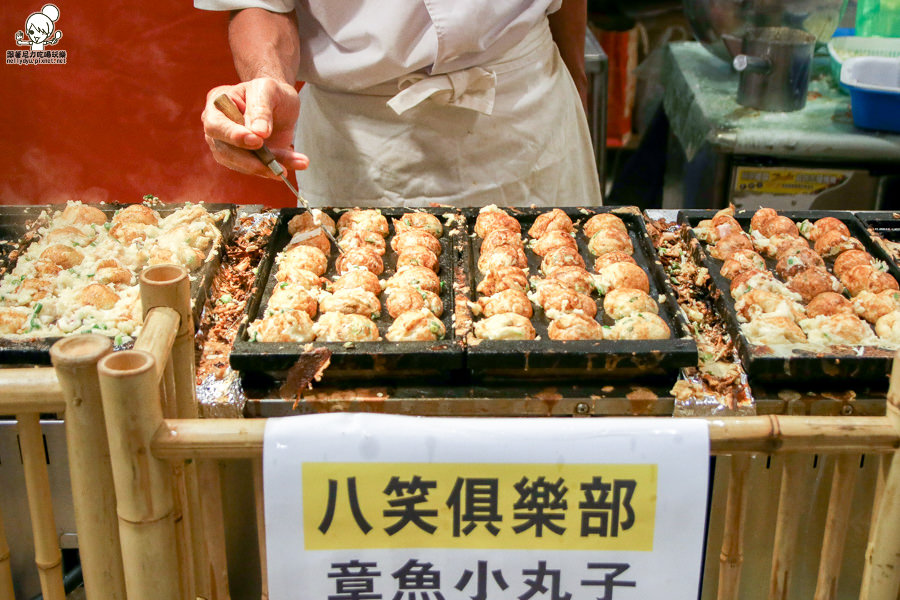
[733, 27, 817, 111]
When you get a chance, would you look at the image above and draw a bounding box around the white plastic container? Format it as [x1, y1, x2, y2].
[840, 56, 900, 132]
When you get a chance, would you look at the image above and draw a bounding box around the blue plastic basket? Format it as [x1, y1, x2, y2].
[841, 56, 900, 133]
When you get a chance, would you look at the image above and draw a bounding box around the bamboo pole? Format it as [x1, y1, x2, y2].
[150, 416, 900, 461]
[768, 454, 807, 600]
[859, 354, 900, 600]
[98, 349, 180, 600]
[0, 367, 64, 414]
[253, 458, 269, 600]
[49, 334, 126, 600]
[198, 460, 231, 599]
[0, 502, 15, 600]
[717, 454, 751, 600]
[17, 412, 65, 600]
[814, 454, 859, 600]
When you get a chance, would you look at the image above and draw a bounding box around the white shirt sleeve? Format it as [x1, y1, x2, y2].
[193, 0, 294, 12]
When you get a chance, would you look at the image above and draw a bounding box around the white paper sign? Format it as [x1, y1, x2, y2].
[264, 414, 709, 600]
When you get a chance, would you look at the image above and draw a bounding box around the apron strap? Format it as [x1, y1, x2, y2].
[387, 67, 498, 115]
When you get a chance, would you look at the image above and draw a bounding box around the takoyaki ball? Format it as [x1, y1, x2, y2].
[113, 204, 159, 227]
[852, 290, 900, 324]
[758, 215, 799, 238]
[476, 266, 529, 296]
[385, 286, 443, 319]
[17, 279, 52, 303]
[775, 248, 825, 280]
[59, 203, 107, 226]
[547, 313, 604, 340]
[808, 217, 850, 242]
[833, 250, 873, 279]
[807, 292, 854, 319]
[287, 211, 335, 236]
[536, 283, 597, 319]
[266, 285, 318, 319]
[386, 308, 445, 342]
[772, 234, 810, 259]
[474, 209, 521, 238]
[583, 213, 627, 239]
[335, 247, 384, 276]
[481, 229, 524, 254]
[330, 269, 380, 296]
[711, 214, 743, 241]
[730, 269, 774, 299]
[279, 245, 329, 276]
[40, 244, 84, 269]
[711, 233, 753, 260]
[391, 229, 442, 257]
[528, 209, 574, 238]
[392, 213, 443, 239]
[742, 315, 807, 345]
[285, 229, 331, 256]
[478, 244, 528, 274]
[596, 262, 650, 294]
[720, 249, 767, 280]
[588, 228, 633, 257]
[545, 266, 595, 295]
[95, 265, 132, 286]
[814, 230, 864, 259]
[336, 209, 389, 237]
[750, 207, 779, 233]
[318, 289, 381, 319]
[312, 312, 381, 342]
[841, 264, 899, 297]
[603, 288, 658, 320]
[473, 312, 536, 340]
[875, 311, 900, 343]
[477, 289, 533, 319]
[249, 309, 315, 343]
[277, 268, 326, 291]
[607, 313, 671, 340]
[397, 248, 439, 273]
[532, 230, 577, 257]
[0, 308, 27, 334]
[46, 226, 94, 246]
[693, 219, 715, 244]
[786, 267, 842, 304]
[735, 289, 804, 323]
[593, 251, 637, 273]
[33, 259, 61, 277]
[540, 245, 585, 275]
[386, 266, 441, 295]
[802, 313, 874, 345]
[338, 229, 387, 256]
[78, 283, 120, 310]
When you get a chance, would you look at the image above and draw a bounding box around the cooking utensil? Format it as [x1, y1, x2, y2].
[733, 27, 817, 112]
[213, 93, 343, 254]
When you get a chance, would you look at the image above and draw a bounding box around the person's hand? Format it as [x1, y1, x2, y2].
[201, 77, 308, 178]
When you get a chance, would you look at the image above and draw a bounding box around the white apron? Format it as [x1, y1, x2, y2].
[294, 19, 602, 208]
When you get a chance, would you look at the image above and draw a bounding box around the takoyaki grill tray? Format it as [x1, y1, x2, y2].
[230, 208, 467, 381]
[461, 207, 697, 380]
[0, 202, 236, 365]
[856, 212, 900, 266]
[679, 209, 900, 383]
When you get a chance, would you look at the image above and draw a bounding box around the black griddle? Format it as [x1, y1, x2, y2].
[856, 212, 900, 266]
[462, 206, 697, 380]
[0, 202, 236, 365]
[679, 209, 900, 383]
[229, 208, 467, 381]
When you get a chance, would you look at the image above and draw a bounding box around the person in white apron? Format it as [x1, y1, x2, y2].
[198, 1, 602, 207]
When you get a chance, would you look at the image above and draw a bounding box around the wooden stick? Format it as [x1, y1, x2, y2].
[814, 454, 859, 600]
[768, 454, 807, 600]
[150, 416, 900, 461]
[198, 460, 231, 600]
[253, 458, 269, 600]
[718, 454, 751, 600]
[0, 502, 15, 600]
[17, 413, 65, 600]
[49, 334, 126, 599]
[0, 367, 64, 413]
[98, 349, 181, 600]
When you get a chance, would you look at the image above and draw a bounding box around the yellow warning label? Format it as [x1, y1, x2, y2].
[734, 167, 849, 196]
[302, 462, 657, 551]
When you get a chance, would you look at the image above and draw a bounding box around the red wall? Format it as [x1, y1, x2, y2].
[1, 2, 295, 207]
